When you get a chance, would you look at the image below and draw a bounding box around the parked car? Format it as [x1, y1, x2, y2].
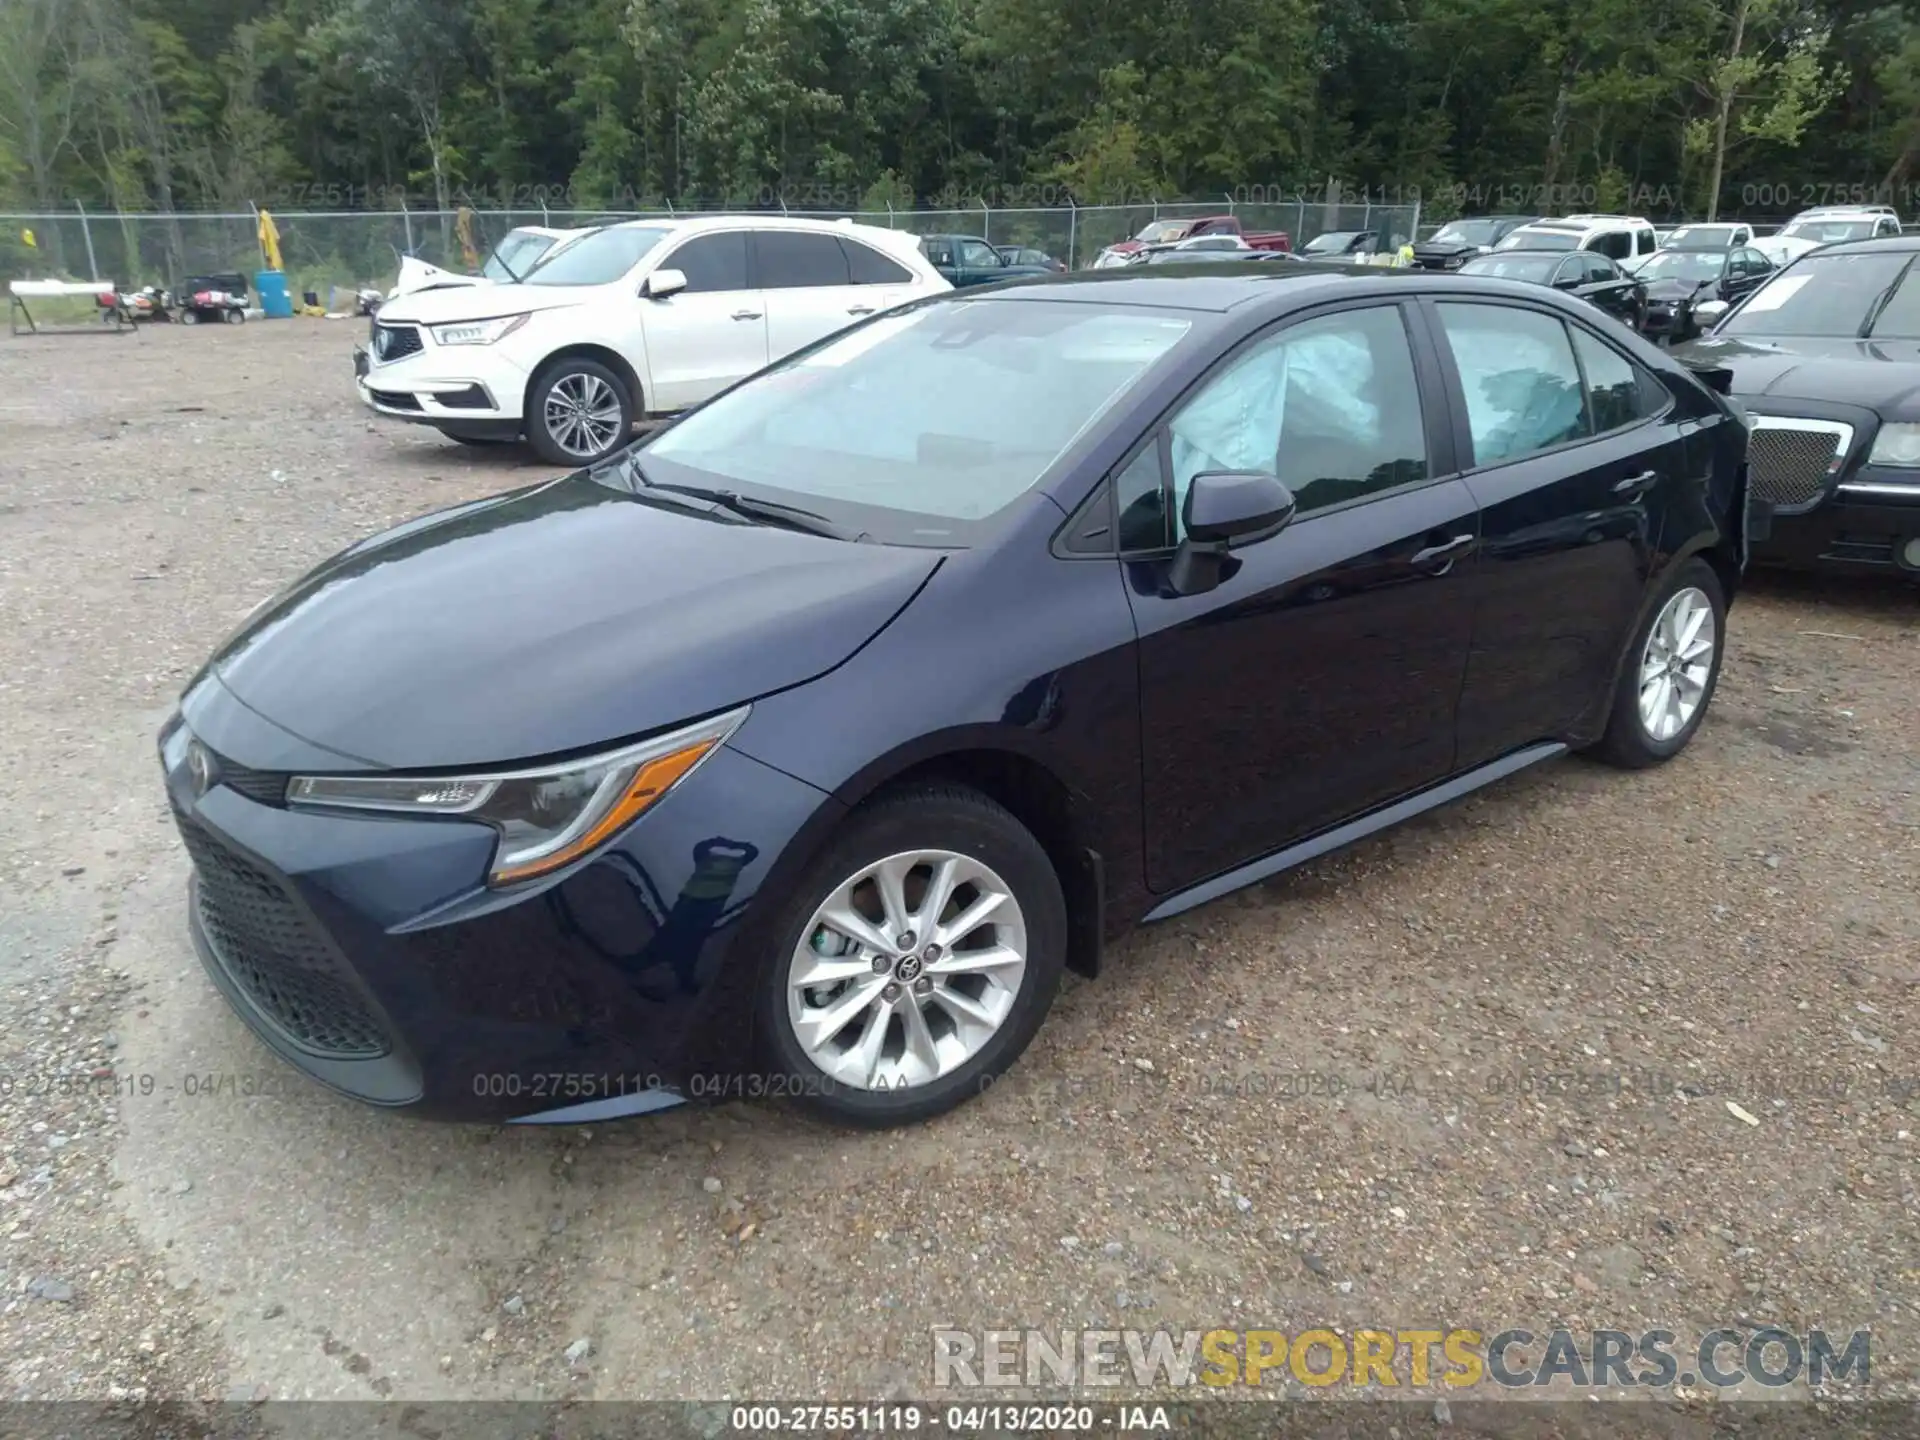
[919, 234, 1057, 287]
[1459, 249, 1647, 331]
[1410, 215, 1540, 269]
[1137, 244, 1293, 267]
[1752, 205, 1903, 269]
[1634, 246, 1774, 343]
[1659, 222, 1756, 252]
[168, 265, 1751, 1127]
[1298, 229, 1405, 259]
[1496, 214, 1661, 270]
[1091, 215, 1291, 268]
[1677, 236, 1920, 576]
[994, 244, 1067, 273]
[356, 216, 950, 464]
[387, 225, 596, 303]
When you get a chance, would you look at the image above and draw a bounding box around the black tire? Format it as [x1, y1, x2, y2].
[755, 786, 1067, 1128]
[525, 357, 633, 466]
[224, 307, 245, 324]
[436, 427, 514, 447]
[180, 309, 200, 326]
[1590, 557, 1726, 769]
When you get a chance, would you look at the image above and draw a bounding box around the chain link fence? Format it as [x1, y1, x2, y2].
[1, 199, 1424, 299]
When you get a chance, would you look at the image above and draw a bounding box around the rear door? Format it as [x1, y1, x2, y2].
[839, 234, 924, 315]
[1430, 298, 1684, 766]
[954, 237, 1005, 286]
[1125, 299, 1482, 893]
[754, 230, 869, 360]
[1726, 248, 1771, 300]
[639, 229, 766, 411]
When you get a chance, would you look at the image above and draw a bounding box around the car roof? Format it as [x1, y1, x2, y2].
[944, 263, 1590, 314]
[1795, 234, 1920, 256]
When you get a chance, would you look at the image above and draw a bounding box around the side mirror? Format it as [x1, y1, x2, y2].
[642, 268, 687, 300]
[1168, 471, 1296, 596]
[1695, 299, 1730, 325]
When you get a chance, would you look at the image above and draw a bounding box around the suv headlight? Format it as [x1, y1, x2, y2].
[430, 314, 530, 347]
[288, 707, 748, 886]
[1867, 422, 1920, 468]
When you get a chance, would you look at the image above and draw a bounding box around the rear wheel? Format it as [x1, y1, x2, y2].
[224, 307, 245, 325]
[757, 787, 1066, 1127]
[180, 309, 200, 326]
[1590, 558, 1726, 769]
[526, 358, 633, 465]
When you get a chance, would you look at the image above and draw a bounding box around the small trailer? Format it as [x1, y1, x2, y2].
[8, 278, 129, 336]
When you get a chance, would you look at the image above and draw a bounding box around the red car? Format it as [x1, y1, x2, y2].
[1092, 215, 1291, 268]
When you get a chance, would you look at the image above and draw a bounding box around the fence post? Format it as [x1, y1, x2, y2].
[400, 197, 414, 256]
[981, 200, 991, 242]
[1224, 191, 1235, 219]
[74, 200, 100, 281]
[1067, 201, 1078, 270]
[1410, 196, 1422, 244]
[886, 200, 896, 229]
[540, 198, 550, 225]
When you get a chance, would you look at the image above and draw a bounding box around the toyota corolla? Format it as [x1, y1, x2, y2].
[164, 268, 1752, 1128]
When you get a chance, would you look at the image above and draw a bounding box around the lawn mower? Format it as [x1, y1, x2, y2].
[179, 272, 248, 325]
[98, 284, 172, 325]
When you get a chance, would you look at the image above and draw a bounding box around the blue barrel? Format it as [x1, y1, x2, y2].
[255, 269, 293, 318]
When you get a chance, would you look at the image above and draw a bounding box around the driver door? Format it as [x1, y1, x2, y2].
[1125, 301, 1480, 895]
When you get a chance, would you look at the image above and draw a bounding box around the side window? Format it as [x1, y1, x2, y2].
[1880, 217, 1902, 237]
[1551, 258, 1581, 287]
[922, 238, 953, 266]
[1168, 305, 1428, 529]
[663, 232, 748, 294]
[754, 232, 851, 288]
[841, 239, 912, 285]
[1587, 254, 1616, 282]
[1435, 302, 1592, 466]
[960, 239, 1000, 268]
[1637, 228, 1658, 255]
[1569, 326, 1659, 433]
[1114, 444, 1170, 551]
[1592, 230, 1630, 261]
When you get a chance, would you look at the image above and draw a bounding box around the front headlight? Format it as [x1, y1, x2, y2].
[1868, 422, 1920, 468]
[288, 706, 748, 886]
[430, 313, 530, 347]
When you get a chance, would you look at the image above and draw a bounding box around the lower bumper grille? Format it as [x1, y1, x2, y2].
[1747, 418, 1853, 509]
[174, 810, 390, 1059]
[369, 389, 422, 411]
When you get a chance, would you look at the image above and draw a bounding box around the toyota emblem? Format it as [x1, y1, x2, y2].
[186, 741, 215, 798]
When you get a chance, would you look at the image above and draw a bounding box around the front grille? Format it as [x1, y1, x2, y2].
[1748, 421, 1849, 509]
[175, 809, 390, 1059]
[372, 323, 423, 363]
[368, 389, 422, 411]
[216, 757, 288, 806]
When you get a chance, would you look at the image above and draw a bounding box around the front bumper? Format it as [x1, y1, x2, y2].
[1640, 303, 1694, 341]
[356, 334, 531, 429]
[1751, 475, 1920, 573]
[160, 682, 839, 1122]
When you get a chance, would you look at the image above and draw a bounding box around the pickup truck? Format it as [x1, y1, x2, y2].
[919, 234, 1059, 287]
[1092, 215, 1291, 268]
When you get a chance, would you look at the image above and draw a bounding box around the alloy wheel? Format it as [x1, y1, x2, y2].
[1638, 585, 1716, 742]
[786, 849, 1027, 1091]
[542, 371, 624, 459]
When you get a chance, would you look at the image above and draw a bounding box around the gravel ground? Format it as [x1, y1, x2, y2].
[0, 321, 1915, 1429]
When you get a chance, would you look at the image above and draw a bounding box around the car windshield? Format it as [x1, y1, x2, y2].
[482, 230, 559, 281]
[1638, 251, 1726, 281]
[1430, 220, 1501, 246]
[1461, 254, 1559, 282]
[521, 226, 672, 286]
[1135, 221, 1189, 243]
[1720, 250, 1919, 337]
[636, 299, 1193, 544]
[1304, 232, 1359, 252]
[1665, 226, 1737, 250]
[1498, 229, 1579, 251]
[1780, 219, 1878, 244]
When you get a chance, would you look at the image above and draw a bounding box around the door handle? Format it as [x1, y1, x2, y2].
[730, 309, 762, 321]
[1613, 470, 1659, 497]
[847, 305, 876, 316]
[1410, 533, 1473, 568]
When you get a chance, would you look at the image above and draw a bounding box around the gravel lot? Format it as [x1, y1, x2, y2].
[0, 321, 1915, 1428]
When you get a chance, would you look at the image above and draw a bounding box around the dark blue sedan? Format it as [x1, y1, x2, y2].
[162, 266, 1754, 1128]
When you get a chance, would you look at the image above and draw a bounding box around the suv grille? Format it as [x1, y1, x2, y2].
[1748, 421, 1850, 509]
[175, 809, 389, 1058]
[371, 323, 423, 363]
[215, 756, 288, 806]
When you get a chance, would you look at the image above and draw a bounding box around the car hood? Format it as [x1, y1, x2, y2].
[206, 473, 942, 770]
[1672, 334, 1920, 411]
[377, 282, 595, 326]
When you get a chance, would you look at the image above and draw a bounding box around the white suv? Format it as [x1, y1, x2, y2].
[356, 215, 951, 463]
[1754, 205, 1904, 268]
[1494, 214, 1660, 268]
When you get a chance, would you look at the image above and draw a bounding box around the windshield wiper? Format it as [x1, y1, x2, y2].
[638, 477, 867, 542]
[1858, 257, 1916, 337]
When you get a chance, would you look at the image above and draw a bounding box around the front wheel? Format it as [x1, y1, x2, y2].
[180, 309, 200, 326]
[526, 359, 633, 465]
[1590, 558, 1726, 769]
[224, 307, 245, 325]
[757, 787, 1066, 1127]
